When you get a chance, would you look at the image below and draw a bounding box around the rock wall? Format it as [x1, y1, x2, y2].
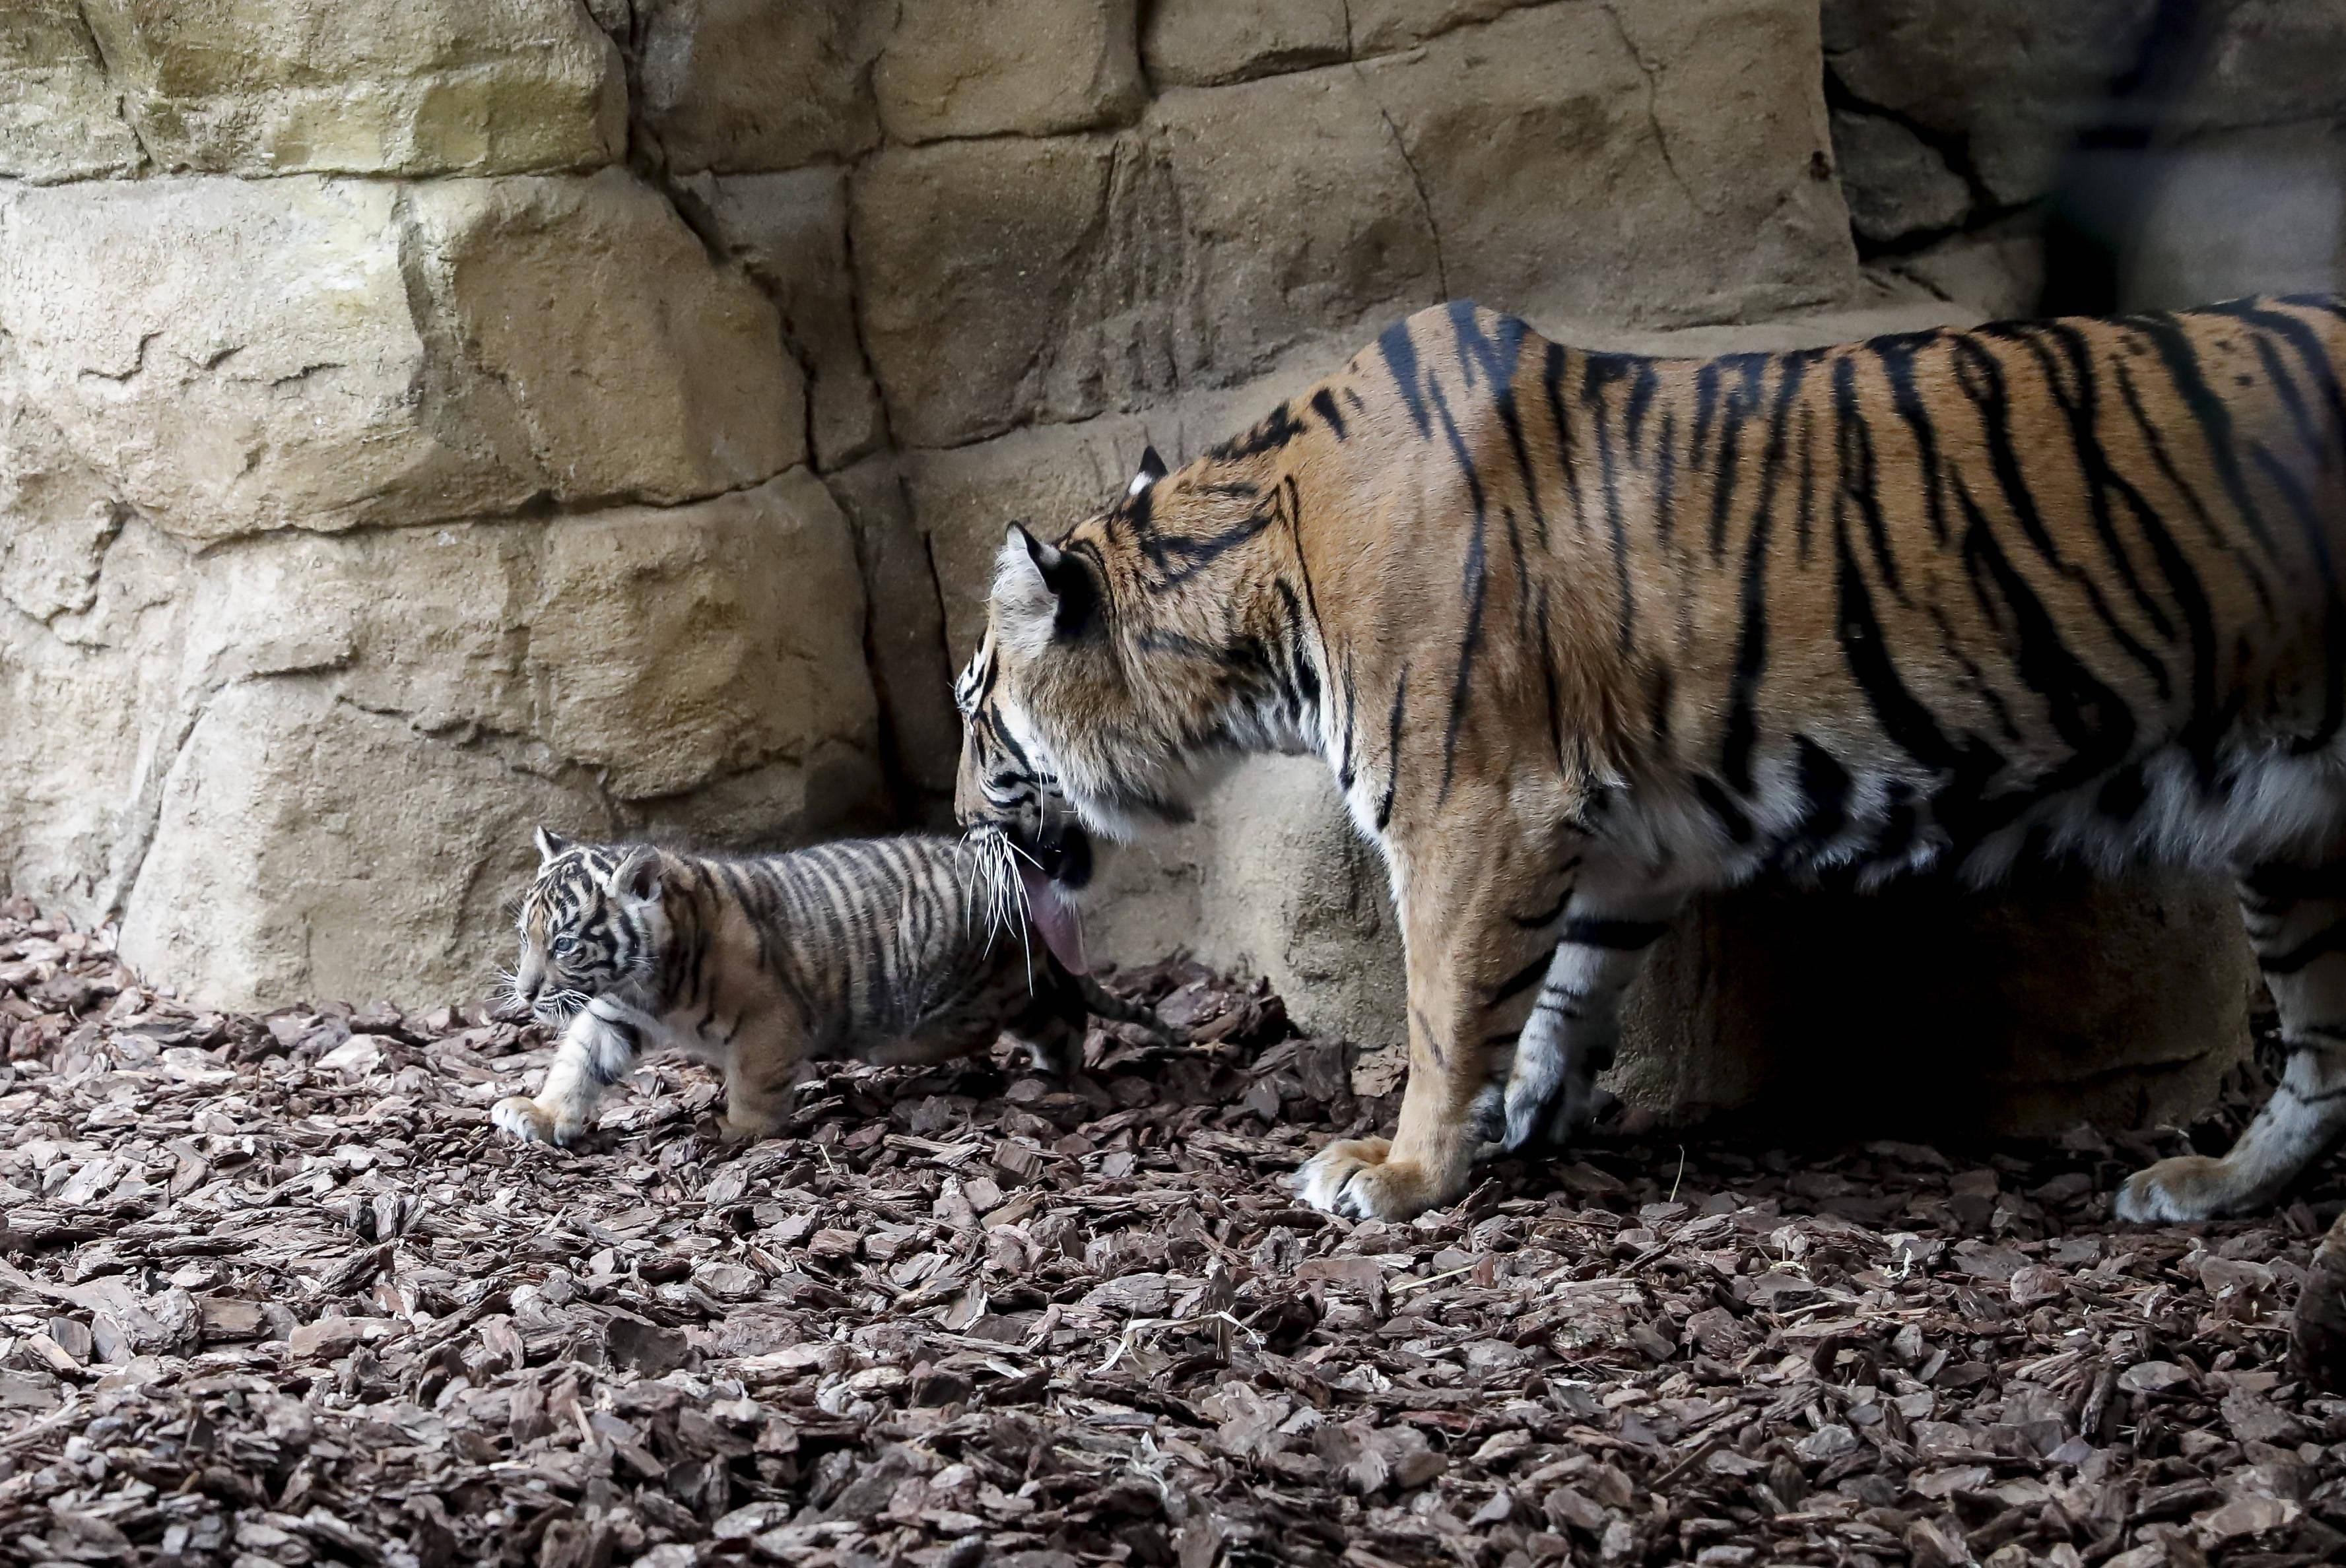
[0, 3, 880, 1008]
[1824, 0, 2346, 313]
[0, 0, 2328, 1133]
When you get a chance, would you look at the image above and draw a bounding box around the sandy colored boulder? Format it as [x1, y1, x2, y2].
[0, 1, 145, 181]
[1360, 0, 1858, 328]
[79, 0, 624, 176]
[1, 170, 797, 544]
[1346, 0, 1545, 55]
[1141, 0, 1347, 87]
[875, 0, 1143, 143]
[852, 138, 1124, 450]
[855, 71, 1440, 451]
[1149, 71, 1443, 384]
[859, 0, 1856, 454]
[2120, 123, 2346, 309]
[108, 474, 882, 1007]
[1617, 875, 2255, 1138]
[178, 473, 879, 804]
[687, 169, 885, 470]
[527, 471, 877, 801]
[403, 170, 805, 506]
[0, 175, 531, 544]
[634, 0, 885, 174]
[117, 682, 602, 1010]
[1093, 758, 1404, 1053]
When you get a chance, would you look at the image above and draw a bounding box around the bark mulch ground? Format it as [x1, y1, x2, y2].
[1, 893, 2343, 1568]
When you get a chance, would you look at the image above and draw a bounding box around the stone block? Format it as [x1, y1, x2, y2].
[0, 2, 144, 181]
[635, 0, 886, 174]
[687, 168, 885, 470]
[0, 176, 526, 545]
[183, 473, 879, 804]
[404, 170, 804, 506]
[1823, 0, 2157, 207]
[2178, 1, 2346, 129]
[1140, 0, 1347, 88]
[94, 474, 882, 1008]
[859, 0, 1856, 451]
[852, 137, 1125, 449]
[1092, 758, 1403, 1050]
[856, 71, 1438, 449]
[1149, 71, 1442, 382]
[1880, 232, 2046, 321]
[0, 171, 803, 546]
[1347, 0, 1542, 55]
[79, 0, 624, 176]
[1617, 874, 2254, 1139]
[1831, 108, 1971, 245]
[1361, 0, 1858, 329]
[876, 0, 1143, 143]
[527, 471, 875, 801]
[117, 682, 601, 1010]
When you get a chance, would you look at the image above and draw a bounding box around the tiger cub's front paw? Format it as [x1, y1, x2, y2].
[493, 1095, 581, 1147]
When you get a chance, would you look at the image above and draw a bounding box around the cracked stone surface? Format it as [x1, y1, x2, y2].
[74, 0, 626, 178]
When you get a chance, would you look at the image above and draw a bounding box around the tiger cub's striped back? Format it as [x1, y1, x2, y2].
[491, 830, 1168, 1148]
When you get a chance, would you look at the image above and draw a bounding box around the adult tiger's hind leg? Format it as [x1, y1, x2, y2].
[2118, 861, 2346, 1222]
[1498, 866, 1683, 1153]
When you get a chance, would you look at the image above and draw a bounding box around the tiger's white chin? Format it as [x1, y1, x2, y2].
[1019, 865, 1089, 974]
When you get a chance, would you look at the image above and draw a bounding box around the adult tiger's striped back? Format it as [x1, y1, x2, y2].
[952, 296, 2346, 1264]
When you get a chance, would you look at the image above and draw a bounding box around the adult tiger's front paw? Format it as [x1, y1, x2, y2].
[1293, 1136, 1459, 1221]
[492, 1095, 581, 1147]
[2115, 1154, 2233, 1224]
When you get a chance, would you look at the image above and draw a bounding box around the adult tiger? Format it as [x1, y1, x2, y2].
[950, 298, 2346, 1247]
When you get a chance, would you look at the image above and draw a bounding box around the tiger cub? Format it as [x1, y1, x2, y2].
[490, 828, 1169, 1148]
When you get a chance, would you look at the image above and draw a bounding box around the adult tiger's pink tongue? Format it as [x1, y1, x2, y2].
[1018, 865, 1088, 974]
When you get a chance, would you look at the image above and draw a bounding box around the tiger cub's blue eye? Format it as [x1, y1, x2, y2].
[551, 936, 580, 959]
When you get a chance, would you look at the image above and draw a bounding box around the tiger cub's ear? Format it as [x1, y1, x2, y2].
[1128, 445, 1168, 497]
[535, 826, 572, 865]
[994, 523, 1096, 653]
[606, 847, 663, 905]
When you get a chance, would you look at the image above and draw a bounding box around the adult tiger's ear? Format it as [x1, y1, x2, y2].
[1128, 445, 1168, 497]
[994, 523, 1096, 652]
[534, 826, 572, 865]
[607, 847, 663, 905]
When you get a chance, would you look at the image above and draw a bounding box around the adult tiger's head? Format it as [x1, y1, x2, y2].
[953, 435, 1318, 851]
[507, 828, 668, 1023]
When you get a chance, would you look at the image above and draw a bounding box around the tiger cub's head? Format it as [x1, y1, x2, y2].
[508, 829, 668, 1023]
[955, 442, 1292, 847]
